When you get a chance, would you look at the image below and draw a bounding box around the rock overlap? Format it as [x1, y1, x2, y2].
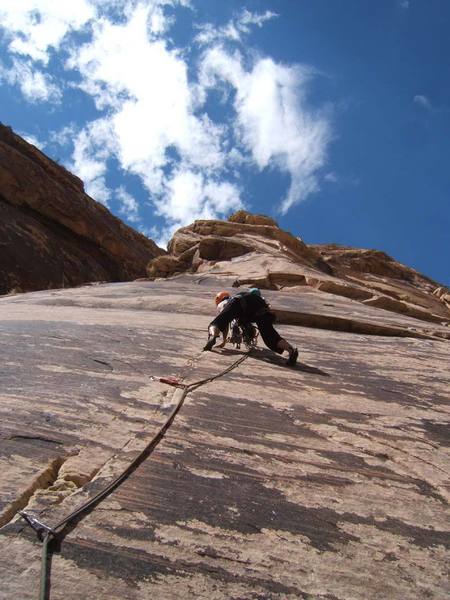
[147, 214, 332, 280]
[147, 211, 450, 327]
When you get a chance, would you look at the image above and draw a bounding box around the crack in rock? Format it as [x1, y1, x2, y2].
[0, 451, 100, 529]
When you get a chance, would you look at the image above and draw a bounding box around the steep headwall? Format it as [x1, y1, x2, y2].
[0, 124, 165, 294]
[147, 211, 450, 326]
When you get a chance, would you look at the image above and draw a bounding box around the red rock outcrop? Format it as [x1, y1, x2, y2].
[0, 124, 164, 294]
[147, 213, 332, 279]
[147, 211, 450, 326]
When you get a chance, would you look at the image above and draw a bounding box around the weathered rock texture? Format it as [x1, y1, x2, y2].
[1, 174, 449, 600]
[147, 211, 450, 327]
[0, 124, 164, 294]
[0, 276, 449, 599]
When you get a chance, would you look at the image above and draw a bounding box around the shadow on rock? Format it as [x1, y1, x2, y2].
[218, 346, 330, 376]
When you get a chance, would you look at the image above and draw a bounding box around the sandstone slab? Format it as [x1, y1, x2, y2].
[0, 280, 449, 599]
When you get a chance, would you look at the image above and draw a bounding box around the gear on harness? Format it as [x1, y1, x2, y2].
[242, 323, 258, 348]
[228, 320, 258, 350]
[229, 321, 242, 348]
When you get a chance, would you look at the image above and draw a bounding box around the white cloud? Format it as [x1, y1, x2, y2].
[116, 186, 141, 223]
[85, 177, 112, 205]
[19, 132, 45, 149]
[63, 2, 242, 220]
[239, 9, 278, 29]
[0, 1, 95, 64]
[155, 168, 242, 224]
[323, 171, 360, 188]
[67, 4, 225, 178]
[324, 172, 338, 183]
[195, 9, 277, 46]
[69, 118, 116, 205]
[0, 1, 332, 231]
[414, 94, 432, 110]
[200, 46, 330, 213]
[400, 0, 410, 9]
[0, 58, 62, 102]
[49, 123, 78, 147]
[151, 168, 242, 247]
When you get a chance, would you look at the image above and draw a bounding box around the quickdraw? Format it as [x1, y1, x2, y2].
[18, 350, 251, 600]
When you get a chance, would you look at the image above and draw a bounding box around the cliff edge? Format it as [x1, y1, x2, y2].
[0, 124, 164, 294]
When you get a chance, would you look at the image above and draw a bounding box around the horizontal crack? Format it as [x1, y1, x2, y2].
[91, 358, 114, 371]
[273, 309, 448, 340]
[7, 434, 63, 445]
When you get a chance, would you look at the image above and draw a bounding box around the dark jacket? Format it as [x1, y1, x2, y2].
[211, 291, 272, 331]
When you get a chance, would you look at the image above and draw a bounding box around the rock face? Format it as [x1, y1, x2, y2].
[0, 279, 449, 600]
[0, 124, 164, 294]
[1, 192, 449, 599]
[147, 213, 332, 279]
[148, 211, 450, 326]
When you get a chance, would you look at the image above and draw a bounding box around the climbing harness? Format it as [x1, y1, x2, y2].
[17, 350, 251, 600]
[203, 321, 259, 351]
[230, 320, 259, 350]
[229, 321, 243, 348]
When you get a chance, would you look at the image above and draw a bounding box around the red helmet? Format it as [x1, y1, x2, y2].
[215, 291, 230, 306]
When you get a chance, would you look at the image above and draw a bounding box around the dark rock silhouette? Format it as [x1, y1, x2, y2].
[0, 124, 164, 294]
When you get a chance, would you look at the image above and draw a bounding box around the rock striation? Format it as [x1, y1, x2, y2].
[0, 169, 449, 599]
[148, 211, 450, 327]
[0, 124, 164, 294]
[147, 213, 332, 279]
[0, 279, 449, 600]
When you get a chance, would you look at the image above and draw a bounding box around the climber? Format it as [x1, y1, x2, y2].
[203, 288, 299, 366]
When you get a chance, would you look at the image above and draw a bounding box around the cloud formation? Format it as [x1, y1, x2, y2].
[414, 94, 432, 110]
[0, 1, 332, 240]
[0, 58, 62, 102]
[64, 1, 240, 234]
[0, 1, 94, 63]
[200, 46, 330, 213]
[69, 118, 115, 205]
[116, 186, 141, 224]
[195, 9, 278, 46]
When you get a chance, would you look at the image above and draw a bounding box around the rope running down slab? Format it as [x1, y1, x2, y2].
[22, 351, 250, 600]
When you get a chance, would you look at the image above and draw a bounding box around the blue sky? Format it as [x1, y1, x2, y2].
[0, 1, 449, 285]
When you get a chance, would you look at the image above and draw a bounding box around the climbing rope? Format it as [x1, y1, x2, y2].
[19, 349, 251, 600]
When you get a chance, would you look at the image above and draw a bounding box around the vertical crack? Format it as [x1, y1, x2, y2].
[0, 453, 100, 529]
[0, 456, 65, 528]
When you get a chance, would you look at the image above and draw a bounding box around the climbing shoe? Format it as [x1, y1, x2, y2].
[203, 336, 217, 351]
[287, 347, 298, 366]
